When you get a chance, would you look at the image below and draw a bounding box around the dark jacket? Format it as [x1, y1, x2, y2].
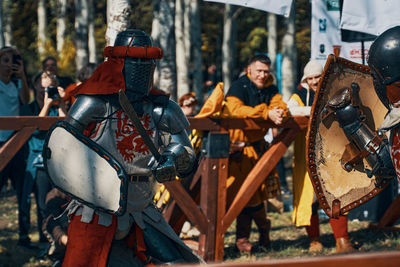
[226, 75, 279, 107]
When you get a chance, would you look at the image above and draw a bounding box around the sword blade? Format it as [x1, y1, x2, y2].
[118, 89, 161, 161]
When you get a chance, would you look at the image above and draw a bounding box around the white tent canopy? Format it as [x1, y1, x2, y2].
[340, 0, 400, 36]
[204, 0, 293, 17]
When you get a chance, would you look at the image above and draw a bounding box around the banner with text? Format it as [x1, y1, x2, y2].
[311, 0, 371, 66]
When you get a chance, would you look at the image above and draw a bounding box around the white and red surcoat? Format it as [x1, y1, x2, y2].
[71, 101, 166, 231]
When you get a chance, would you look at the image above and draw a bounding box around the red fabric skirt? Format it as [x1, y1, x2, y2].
[62, 214, 117, 267]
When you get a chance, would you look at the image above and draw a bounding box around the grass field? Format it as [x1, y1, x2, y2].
[0, 191, 399, 266]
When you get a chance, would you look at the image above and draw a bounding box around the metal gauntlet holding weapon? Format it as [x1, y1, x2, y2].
[321, 82, 395, 183]
[150, 141, 194, 183]
[119, 90, 195, 184]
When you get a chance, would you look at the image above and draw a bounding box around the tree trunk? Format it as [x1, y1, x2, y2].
[281, 6, 297, 101]
[57, 0, 67, 54]
[267, 13, 277, 72]
[105, 0, 131, 46]
[222, 4, 236, 93]
[151, 0, 177, 100]
[88, 0, 96, 63]
[190, 0, 203, 105]
[3, 0, 12, 46]
[0, 0, 4, 48]
[37, 0, 47, 57]
[183, 0, 191, 75]
[75, 0, 89, 71]
[175, 0, 189, 99]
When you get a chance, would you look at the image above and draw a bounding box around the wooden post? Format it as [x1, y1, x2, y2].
[164, 180, 208, 234]
[163, 158, 205, 234]
[215, 157, 228, 261]
[198, 157, 228, 261]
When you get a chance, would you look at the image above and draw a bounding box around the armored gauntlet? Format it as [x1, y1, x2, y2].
[152, 142, 194, 183]
[322, 83, 395, 182]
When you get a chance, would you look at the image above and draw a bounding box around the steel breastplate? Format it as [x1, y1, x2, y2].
[90, 101, 159, 176]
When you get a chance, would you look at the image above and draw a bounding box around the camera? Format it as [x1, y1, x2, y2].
[12, 54, 21, 65]
[45, 86, 60, 100]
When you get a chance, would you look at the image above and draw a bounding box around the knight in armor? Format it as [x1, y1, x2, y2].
[59, 29, 201, 266]
[288, 60, 355, 253]
[368, 25, 400, 182]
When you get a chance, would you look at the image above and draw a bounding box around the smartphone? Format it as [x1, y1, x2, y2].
[45, 86, 60, 100]
[12, 54, 22, 65]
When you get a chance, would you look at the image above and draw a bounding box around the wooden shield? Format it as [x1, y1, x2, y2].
[306, 55, 393, 218]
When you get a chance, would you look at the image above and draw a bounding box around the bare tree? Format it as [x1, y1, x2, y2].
[105, 0, 131, 46]
[3, 0, 12, 46]
[151, 0, 177, 100]
[190, 0, 203, 105]
[222, 4, 238, 93]
[0, 0, 4, 47]
[57, 0, 67, 54]
[88, 0, 96, 63]
[75, 0, 89, 70]
[37, 0, 47, 57]
[281, 6, 297, 101]
[267, 13, 277, 72]
[175, 0, 189, 98]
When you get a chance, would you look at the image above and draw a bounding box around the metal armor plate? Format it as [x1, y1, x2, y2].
[306, 55, 393, 218]
[43, 121, 128, 216]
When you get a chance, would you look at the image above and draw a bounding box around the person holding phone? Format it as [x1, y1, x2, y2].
[0, 46, 31, 248]
[39, 71, 66, 116]
[20, 71, 67, 255]
[41, 56, 73, 91]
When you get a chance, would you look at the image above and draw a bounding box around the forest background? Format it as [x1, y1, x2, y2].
[0, 0, 310, 103]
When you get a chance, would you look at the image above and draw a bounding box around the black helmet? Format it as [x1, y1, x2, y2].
[114, 30, 156, 114]
[114, 29, 153, 47]
[368, 26, 400, 109]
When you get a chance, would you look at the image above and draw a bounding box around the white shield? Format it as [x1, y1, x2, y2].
[44, 121, 128, 215]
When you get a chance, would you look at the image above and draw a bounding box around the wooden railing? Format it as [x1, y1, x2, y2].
[0, 117, 62, 171]
[199, 250, 400, 267]
[0, 116, 309, 261]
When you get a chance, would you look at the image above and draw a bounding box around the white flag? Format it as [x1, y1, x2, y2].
[204, 0, 293, 17]
[341, 0, 400, 36]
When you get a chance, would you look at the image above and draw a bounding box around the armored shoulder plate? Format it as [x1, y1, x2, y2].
[153, 99, 189, 134]
[66, 95, 107, 131]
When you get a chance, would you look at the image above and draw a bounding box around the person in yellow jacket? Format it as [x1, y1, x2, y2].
[288, 60, 355, 253]
[224, 54, 288, 253]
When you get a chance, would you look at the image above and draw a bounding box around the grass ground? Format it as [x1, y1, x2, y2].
[0, 191, 399, 266]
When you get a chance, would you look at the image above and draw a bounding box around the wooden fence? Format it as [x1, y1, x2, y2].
[0, 115, 308, 261]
